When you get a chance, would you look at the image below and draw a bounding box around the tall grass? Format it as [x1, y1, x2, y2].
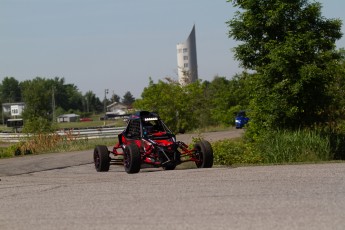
[212, 129, 334, 166]
[252, 129, 332, 163]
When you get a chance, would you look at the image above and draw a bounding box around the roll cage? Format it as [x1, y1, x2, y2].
[121, 111, 175, 141]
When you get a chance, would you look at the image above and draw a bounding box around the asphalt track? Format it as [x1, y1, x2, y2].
[0, 129, 244, 177]
[1, 129, 345, 230]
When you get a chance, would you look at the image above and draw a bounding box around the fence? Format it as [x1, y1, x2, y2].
[0, 127, 126, 143]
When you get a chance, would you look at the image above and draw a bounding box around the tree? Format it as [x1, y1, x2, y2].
[110, 93, 121, 103]
[64, 84, 83, 112]
[0, 77, 21, 103]
[206, 73, 251, 125]
[122, 91, 135, 106]
[48, 77, 84, 113]
[134, 78, 211, 132]
[227, 0, 343, 131]
[327, 50, 345, 128]
[20, 77, 55, 133]
[84, 91, 103, 114]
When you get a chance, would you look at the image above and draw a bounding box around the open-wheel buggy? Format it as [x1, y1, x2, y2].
[93, 111, 214, 174]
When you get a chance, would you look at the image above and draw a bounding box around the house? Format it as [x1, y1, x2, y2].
[57, 114, 80, 123]
[2, 102, 25, 124]
[106, 102, 128, 115]
[2, 102, 26, 116]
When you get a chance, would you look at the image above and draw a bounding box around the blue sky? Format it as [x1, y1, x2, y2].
[1, 0, 345, 99]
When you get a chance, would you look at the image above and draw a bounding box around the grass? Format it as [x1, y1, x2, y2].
[211, 129, 336, 166]
[0, 135, 117, 159]
[1, 123, 340, 168]
[0, 125, 13, 132]
[254, 130, 332, 163]
[0, 115, 126, 158]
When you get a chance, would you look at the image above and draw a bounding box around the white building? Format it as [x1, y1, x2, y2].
[176, 25, 198, 85]
[2, 102, 25, 124]
[57, 114, 80, 123]
[2, 102, 25, 116]
[106, 102, 128, 115]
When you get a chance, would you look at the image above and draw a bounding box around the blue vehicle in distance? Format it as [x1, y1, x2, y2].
[235, 111, 249, 129]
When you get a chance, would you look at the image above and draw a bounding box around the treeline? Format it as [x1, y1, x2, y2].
[134, 75, 250, 133]
[0, 74, 251, 133]
[0, 76, 135, 129]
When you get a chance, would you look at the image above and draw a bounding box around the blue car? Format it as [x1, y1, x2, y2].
[235, 111, 249, 129]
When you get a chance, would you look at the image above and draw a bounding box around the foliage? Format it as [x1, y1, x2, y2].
[0, 133, 116, 158]
[206, 74, 251, 125]
[250, 129, 332, 163]
[134, 75, 252, 133]
[327, 53, 345, 130]
[84, 90, 103, 113]
[134, 78, 182, 132]
[0, 145, 17, 158]
[212, 138, 262, 165]
[9, 76, 107, 132]
[110, 93, 121, 103]
[212, 129, 334, 165]
[22, 117, 57, 133]
[122, 91, 135, 106]
[21, 77, 54, 125]
[0, 77, 21, 103]
[134, 78, 213, 132]
[227, 0, 343, 135]
[1, 76, 107, 121]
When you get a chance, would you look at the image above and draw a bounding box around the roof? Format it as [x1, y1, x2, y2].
[58, 114, 80, 118]
[107, 102, 127, 109]
[2, 102, 25, 106]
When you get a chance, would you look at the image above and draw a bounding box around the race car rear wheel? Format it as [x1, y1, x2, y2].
[194, 140, 213, 168]
[124, 144, 141, 174]
[94, 145, 110, 172]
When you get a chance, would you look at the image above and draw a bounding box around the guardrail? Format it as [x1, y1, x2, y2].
[0, 127, 126, 143]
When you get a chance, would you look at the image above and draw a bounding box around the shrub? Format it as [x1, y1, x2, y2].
[212, 138, 262, 165]
[0, 143, 31, 158]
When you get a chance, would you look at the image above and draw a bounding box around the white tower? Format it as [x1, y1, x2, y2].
[177, 25, 198, 85]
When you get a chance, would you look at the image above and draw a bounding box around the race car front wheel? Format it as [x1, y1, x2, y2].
[94, 145, 110, 172]
[194, 140, 214, 168]
[162, 162, 176, 170]
[124, 144, 141, 174]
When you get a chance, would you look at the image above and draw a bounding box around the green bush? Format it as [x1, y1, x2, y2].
[212, 138, 262, 165]
[0, 144, 23, 158]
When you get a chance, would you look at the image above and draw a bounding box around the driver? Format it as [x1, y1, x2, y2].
[142, 121, 154, 135]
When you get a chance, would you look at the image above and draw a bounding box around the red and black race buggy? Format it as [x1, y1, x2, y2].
[93, 111, 214, 174]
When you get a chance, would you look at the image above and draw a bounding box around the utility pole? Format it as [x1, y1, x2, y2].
[86, 97, 89, 113]
[104, 89, 108, 113]
[52, 87, 56, 123]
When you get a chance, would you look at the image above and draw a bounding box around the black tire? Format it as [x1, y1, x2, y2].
[94, 145, 110, 172]
[124, 144, 141, 174]
[194, 140, 213, 168]
[163, 163, 176, 170]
